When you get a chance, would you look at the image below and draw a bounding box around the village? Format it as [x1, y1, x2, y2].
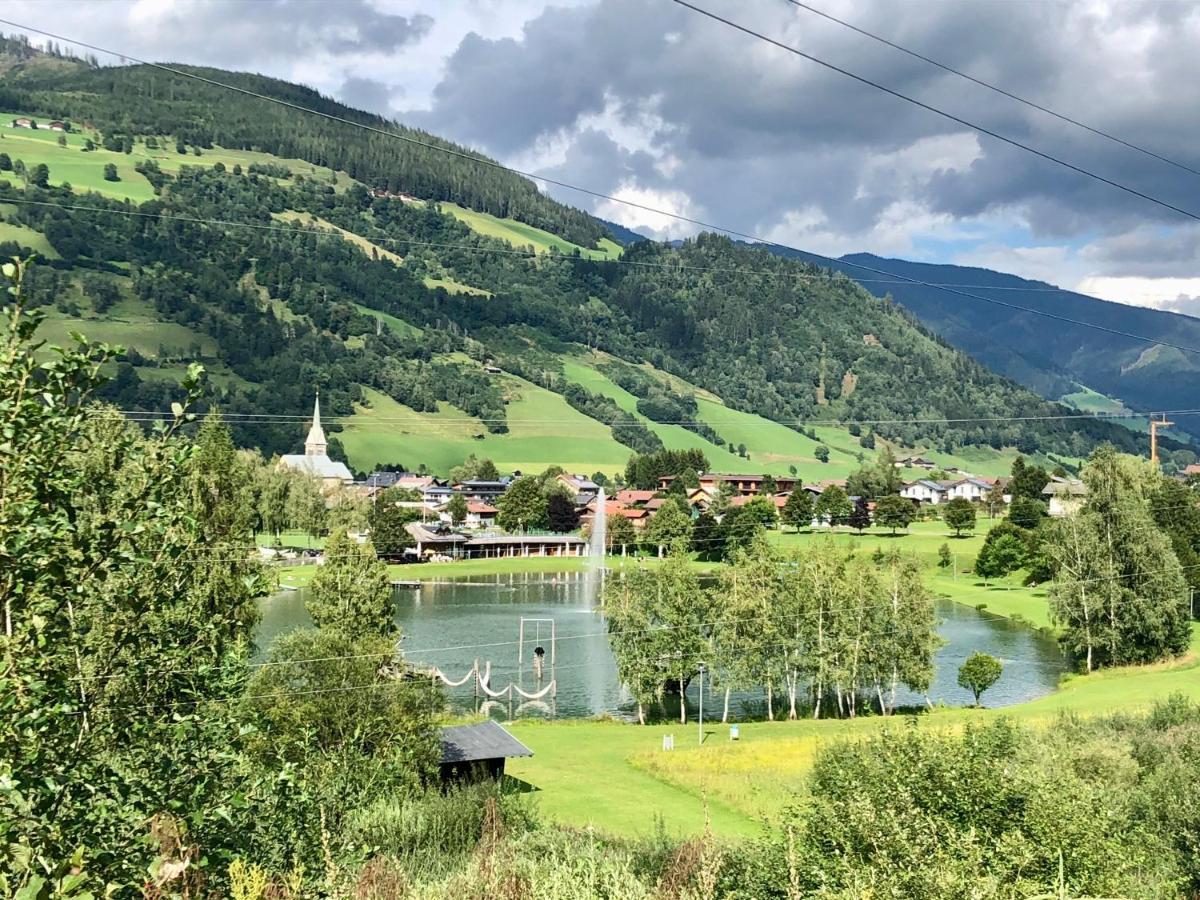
[273, 393, 1113, 563]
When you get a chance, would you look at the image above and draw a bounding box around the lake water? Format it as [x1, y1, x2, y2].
[256, 571, 1067, 721]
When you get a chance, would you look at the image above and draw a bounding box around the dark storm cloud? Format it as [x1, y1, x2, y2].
[132, 1, 432, 66]
[338, 76, 399, 116]
[413, 0, 1200, 254]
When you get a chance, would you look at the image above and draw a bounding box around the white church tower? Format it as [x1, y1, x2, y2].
[305, 392, 328, 457]
[278, 391, 353, 486]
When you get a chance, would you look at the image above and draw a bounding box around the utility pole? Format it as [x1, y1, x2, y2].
[698, 662, 705, 745]
[1150, 414, 1174, 467]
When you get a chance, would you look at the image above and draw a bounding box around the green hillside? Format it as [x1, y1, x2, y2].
[340, 382, 630, 475]
[0, 45, 1152, 478]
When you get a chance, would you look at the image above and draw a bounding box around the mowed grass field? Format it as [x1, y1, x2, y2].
[339, 382, 632, 475]
[439, 201, 622, 259]
[37, 294, 219, 357]
[0, 114, 346, 204]
[0, 219, 60, 257]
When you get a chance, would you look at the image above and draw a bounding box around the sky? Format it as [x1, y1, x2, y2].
[5, 0, 1200, 315]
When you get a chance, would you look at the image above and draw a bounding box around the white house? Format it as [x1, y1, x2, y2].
[947, 477, 992, 502]
[900, 479, 953, 504]
[1043, 479, 1087, 517]
[278, 394, 353, 488]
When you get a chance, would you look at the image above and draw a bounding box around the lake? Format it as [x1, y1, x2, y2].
[256, 571, 1067, 720]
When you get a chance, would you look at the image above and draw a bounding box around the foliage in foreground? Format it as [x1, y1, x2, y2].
[228, 698, 1200, 900]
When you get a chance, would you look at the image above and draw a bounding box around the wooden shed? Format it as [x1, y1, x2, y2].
[439, 720, 533, 782]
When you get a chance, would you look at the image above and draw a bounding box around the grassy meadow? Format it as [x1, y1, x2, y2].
[339, 382, 632, 475]
[506, 622, 1200, 837]
[438, 201, 622, 259]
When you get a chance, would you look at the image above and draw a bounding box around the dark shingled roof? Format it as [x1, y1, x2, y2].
[440, 721, 534, 765]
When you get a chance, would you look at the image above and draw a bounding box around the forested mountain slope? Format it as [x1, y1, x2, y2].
[0, 35, 609, 248]
[767, 245, 1200, 430]
[0, 42, 1173, 475]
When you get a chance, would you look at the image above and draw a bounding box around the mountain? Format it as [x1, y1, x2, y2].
[0, 41, 1174, 476]
[760, 245, 1200, 436]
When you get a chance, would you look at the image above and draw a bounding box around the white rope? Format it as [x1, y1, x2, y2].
[477, 662, 512, 698]
[431, 661, 478, 687]
[512, 680, 557, 700]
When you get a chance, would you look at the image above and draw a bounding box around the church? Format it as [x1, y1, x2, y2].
[277, 394, 354, 488]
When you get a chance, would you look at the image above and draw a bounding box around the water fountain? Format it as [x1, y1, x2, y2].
[586, 487, 607, 604]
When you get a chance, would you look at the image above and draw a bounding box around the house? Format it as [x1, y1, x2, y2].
[947, 477, 993, 503]
[1183, 464, 1200, 478]
[439, 721, 533, 782]
[277, 394, 353, 488]
[464, 501, 499, 530]
[10, 117, 33, 129]
[900, 479, 954, 505]
[559, 472, 604, 501]
[615, 489, 657, 506]
[422, 484, 455, 506]
[456, 479, 510, 502]
[1043, 479, 1087, 517]
[618, 507, 652, 530]
[46, 120, 67, 132]
[895, 456, 936, 470]
[405, 521, 468, 560]
[660, 473, 799, 497]
[365, 471, 440, 494]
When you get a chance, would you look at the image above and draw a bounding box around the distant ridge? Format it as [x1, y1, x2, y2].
[746, 243, 1200, 434]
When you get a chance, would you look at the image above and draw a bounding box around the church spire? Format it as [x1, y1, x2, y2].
[304, 391, 327, 457]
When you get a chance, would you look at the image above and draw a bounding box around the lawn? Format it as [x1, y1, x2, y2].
[506, 624, 1200, 836]
[439, 201, 622, 260]
[339, 381, 632, 476]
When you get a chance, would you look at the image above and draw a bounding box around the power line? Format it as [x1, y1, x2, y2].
[4, 25, 1200, 358]
[782, 0, 1200, 181]
[670, 0, 1200, 223]
[105, 406, 1200, 429]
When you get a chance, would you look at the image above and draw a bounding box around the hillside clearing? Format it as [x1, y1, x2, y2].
[339, 382, 631, 475]
[439, 201, 621, 259]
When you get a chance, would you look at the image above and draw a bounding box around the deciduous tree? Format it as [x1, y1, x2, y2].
[780, 489, 813, 532]
[874, 494, 915, 534]
[957, 652, 1003, 706]
[942, 497, 977, 536]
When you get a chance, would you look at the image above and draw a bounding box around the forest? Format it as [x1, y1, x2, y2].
[0, 35, 610, 248]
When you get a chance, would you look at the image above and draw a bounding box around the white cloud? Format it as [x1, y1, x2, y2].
[592, 182, 701, 239]
[1076, 276, 1200, 309]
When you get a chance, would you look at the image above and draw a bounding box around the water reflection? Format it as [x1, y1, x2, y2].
[256, 573, 1066, 720]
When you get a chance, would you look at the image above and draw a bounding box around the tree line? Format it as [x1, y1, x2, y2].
[604, 538, 938, 724]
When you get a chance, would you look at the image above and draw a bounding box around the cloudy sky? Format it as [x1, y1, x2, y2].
[6, 0, 1200, 313]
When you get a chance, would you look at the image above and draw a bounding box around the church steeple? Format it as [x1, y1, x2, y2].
[304, 392, 327, 457]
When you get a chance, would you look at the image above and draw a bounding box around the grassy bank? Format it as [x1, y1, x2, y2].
[507, 625, 1199, 836]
